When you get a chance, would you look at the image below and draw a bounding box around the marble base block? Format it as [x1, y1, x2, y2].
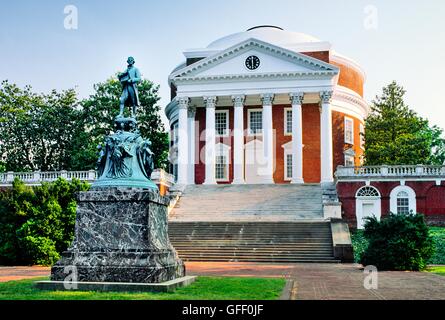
[50, 187, 185, 283]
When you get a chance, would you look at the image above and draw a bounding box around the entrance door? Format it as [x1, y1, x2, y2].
[359, 203, 376, 229]
[245, 139, 267, 184]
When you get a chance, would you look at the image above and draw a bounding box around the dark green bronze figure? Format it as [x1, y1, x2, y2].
[91, 57, 156, 189]
[118, 56, 141, 118]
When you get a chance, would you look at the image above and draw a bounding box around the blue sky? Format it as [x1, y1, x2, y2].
[1, 0, 444, 129]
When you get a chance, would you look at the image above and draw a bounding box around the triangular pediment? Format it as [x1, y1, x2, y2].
[170, 38, 339, 82]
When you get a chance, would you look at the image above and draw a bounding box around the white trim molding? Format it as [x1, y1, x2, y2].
[390, 185, 417, 214]
[344, 116, 354, 144]
[284, 107, 292, 135]
[169, 38, 339, 81]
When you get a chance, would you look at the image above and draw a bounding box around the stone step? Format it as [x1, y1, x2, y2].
[170, 184, 325, 222]
[168, 221, 334, 263]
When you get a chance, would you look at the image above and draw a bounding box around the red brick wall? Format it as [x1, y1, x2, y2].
[273, 105, 292, 183]
[330, 61, 364, 97]
[195, 108, 206, 184]
[332, 111, 364, 170]
[337, 180, 445, 228]
[300, 51, 364, 98]
[302, 104, 321, 183]
[301, 51, 330, 63]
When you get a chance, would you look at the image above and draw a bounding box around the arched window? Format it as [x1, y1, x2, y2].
[356, 186, 380, 198]
[390, 186, 416, 214]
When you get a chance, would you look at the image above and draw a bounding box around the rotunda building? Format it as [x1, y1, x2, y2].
[165, 26, 369, 185]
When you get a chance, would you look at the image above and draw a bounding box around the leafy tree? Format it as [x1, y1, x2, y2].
[0, 80, 82, 171]
[364, 81, 445, 165]
[0, 178, 89, 265]
[0, 77, 169, 172]
[76, 77, 169, 170]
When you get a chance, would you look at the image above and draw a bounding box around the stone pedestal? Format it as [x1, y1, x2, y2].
[50, 187, 185, 283]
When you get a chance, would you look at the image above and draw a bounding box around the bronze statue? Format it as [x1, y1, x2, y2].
[118, 56, 141, 118]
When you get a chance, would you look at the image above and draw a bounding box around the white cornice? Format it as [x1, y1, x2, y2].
[172, 70, 338, 85]
[169, 38, 339, 81]
[333, 86, 370, 117]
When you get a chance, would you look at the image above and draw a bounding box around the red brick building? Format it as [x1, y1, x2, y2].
[336, 166, 445, 228]
[165, 26, 368, 185]
[164, 26, 445, 229]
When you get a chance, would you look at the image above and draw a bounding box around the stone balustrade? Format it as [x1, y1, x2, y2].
[0, 169, 175, 188]
[335, 165, 445, 180]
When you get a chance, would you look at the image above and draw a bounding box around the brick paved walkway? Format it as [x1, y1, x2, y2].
[1, 263, 444, 300]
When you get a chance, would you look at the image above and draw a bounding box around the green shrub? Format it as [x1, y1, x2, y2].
[361, 212, 434, 270]
[0, 177, 89, 266]
[429, 227, 445, 264]
[351, 230, 368, 263]
[19, 236, 60, 266]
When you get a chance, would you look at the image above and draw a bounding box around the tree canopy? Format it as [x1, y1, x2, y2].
[0, 77, 169, 172]
[364, 81, 445, 165]
[0, 81, 81, 171]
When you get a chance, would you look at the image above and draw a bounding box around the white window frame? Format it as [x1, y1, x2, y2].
[390, 185, 416, 214]
[215, 143, 230, 182]
[359, 123, 365, 150]
[284, 149, 293, 181]
[345, 154, 355, 167]
[344, 117, 354, 144]
[247, 109, 263, 136]
[284, 107, 292, 136]
[215, 109, 229, 137]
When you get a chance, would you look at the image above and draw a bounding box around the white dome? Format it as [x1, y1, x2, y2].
[207, 26, 322, 50]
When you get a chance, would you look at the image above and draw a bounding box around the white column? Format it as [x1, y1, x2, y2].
[320, 91, 334, 184]
[232, 95, 245, 184]
[261, 93, 275, 184]
[187, 105, 196, 185]
[203, 96, 217, 185]
[290, 92, 304, 184]
[177, 97, 189, 185]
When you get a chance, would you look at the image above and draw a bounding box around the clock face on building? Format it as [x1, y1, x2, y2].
[245, 55, 260, 70]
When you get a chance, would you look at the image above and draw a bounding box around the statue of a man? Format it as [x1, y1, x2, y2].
[118, 56, 141, 118]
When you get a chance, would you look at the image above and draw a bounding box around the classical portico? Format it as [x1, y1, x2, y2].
[170, 90, 337, 185]
[165, 26, 369, 186]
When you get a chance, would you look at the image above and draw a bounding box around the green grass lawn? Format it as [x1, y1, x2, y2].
[0, 276, 285, 300]
[351, 226, 445, 265]
[425, 266, 445, 276]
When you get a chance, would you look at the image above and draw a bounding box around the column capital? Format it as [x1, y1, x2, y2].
[289, 92, 304, 105]
[231, 95, 245, 107]
[203, 96, 217, 108]
[177, 96, 190, 109]
[320, 91, 333, 104]
[188, 105, 196, 117]
[260, 93, 275, 106]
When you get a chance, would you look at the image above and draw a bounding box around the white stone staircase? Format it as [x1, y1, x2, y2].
[169, 184, 324, 222]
